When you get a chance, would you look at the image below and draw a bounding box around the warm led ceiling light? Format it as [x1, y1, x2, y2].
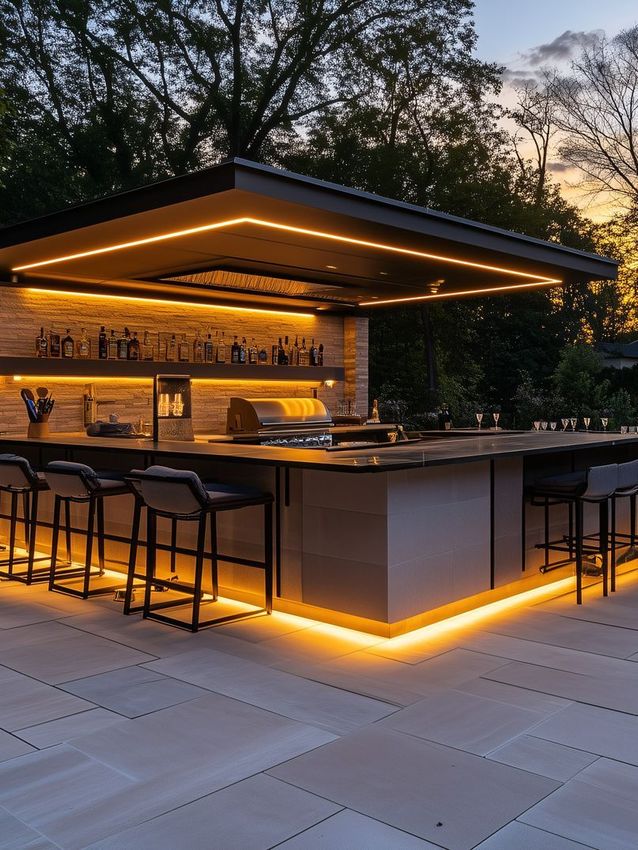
[13, 216, 559, 290]
[359, 277, 561, 306]
[26, 287, 315, 319]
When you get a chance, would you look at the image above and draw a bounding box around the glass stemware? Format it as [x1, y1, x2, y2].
[492, 412, 500, 429]
[550, 421, 557, 431]
[583, 417, 591, 431]
[601, 417, 608, 431]
[561, 418, 568, 431]
[570, 417, 577, 431]
[476, 412, 483, 430]
[541, 421, 548, 430]
[533, 420, 540, 431]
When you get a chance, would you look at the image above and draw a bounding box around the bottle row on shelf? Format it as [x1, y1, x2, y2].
[34, 327, 325, 366]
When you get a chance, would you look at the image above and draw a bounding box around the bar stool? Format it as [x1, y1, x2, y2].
[610, 459, 638, 590]
[45, 461, 130, 599]
[0, 454, 50, 584]
[529, 463, 618, 603]
[125, 466, 273, 632]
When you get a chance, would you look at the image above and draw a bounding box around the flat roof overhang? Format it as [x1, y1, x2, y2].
[0, 159, 618, 314]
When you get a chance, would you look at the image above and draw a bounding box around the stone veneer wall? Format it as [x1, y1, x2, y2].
[0, 286, 369, 434]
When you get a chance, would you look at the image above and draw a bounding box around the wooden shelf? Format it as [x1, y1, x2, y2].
[0, 356, 344, 382]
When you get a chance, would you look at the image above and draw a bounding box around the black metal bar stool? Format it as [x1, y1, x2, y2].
[125, 466, 273, 632]
[0, 454, 50, 584]
[610, 459, 638, 591]
[45, 461, 130, 599]
[529, 463, 618, 603]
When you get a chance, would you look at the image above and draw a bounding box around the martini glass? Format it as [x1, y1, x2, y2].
[561, 418, 568, 431]
[583, 417, 591, 431]
[550, 422, 557, 431]
[570, 417, 577, 431]
[476, 412, 483, 430]
[541, 421, 548, 430]
[533, 420, 541, 431]
[601, 417, 608, 431]
[493, 412, 500, 430]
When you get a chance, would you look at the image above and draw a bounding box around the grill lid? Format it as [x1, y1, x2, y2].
[226, 397, 332, 433]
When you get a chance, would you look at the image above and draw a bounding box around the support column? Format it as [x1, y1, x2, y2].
[344, 316, 369, 417]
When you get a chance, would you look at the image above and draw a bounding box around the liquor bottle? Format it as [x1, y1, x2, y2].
[108, 330, 118, 359]
[141, 330, 154, 361]
[271, 340, 279, 365]
[35, 327, 48, 358]
[128, 331, 140, 360]
[292, 336, 300, 366]
[204, 333, 214, 363]
[239, 336, 247, 364]
[299, 337, 309, 366]
[118, 328, 130, 360]
[193, 330, 204, 363]
[258, 344, 268, 364]
[249, 338, 258, 365]
[62, 329, 74, 359]
[98, 326, 108, 360]
[216, 331, 227, 363]
[309, 338, 318, 366]
[286, 336, 293, 365]
[231, 335, 240, 364]
[166, 334, 177, 361]
[318, 342, 324, 366]
[49, 329, 61, 358]
[277, 337, 286, 366]
[77, 328, 91, 359]
[178, 334, 190, 362]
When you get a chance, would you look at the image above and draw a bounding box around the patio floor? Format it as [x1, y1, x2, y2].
[1, 571, 638, 849]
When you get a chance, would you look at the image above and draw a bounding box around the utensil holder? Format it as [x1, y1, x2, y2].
[27, 421, 50, 439]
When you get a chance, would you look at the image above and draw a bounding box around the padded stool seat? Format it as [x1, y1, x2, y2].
[0, 454, 50, 583]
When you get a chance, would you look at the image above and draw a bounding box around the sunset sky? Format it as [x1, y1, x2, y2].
[473, 0, 638, 218]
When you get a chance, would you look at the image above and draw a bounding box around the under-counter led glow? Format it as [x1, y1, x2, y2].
[13, 217, 560, 294]
[25, 287, 316, 319]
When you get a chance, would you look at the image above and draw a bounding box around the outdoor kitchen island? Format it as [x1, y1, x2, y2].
[1, 428, 635, 636]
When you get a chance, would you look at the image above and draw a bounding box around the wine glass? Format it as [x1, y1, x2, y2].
[621, 425, 628, 435]
[493, 412, 500, 429]
[561, 418, 568, 431]
[476, 412, 483, 430]
[541, 421, 548, 430]
[570, 417, 577, 431]
[583, 417, 591, 431]
[601, 417, 608, 431]
[550, 421, 557, 431]
[533, 420, 540, 431]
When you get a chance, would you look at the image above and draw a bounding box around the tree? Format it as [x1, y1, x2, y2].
[550, 28, 638, 208]
[509, 74, 559, 206]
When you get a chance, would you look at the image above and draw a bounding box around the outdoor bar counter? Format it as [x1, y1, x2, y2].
[2, 429, 636, 635]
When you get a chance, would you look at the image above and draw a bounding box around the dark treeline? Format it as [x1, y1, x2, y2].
[1, 1, 637, 427]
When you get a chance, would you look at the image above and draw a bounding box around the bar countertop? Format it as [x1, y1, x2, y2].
[1, 430, 637, 473]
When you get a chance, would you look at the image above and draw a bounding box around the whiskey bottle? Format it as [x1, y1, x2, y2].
[292, 336, 300, 366]
[49, 329, 61, 358]
[193, 330, 204, 363]
[318, 343, 324, 366]
[286, 336, 293, 365]
[128, 331, 140, 360]
[141, 330, 154, 361]
[239, 337, 247, 364]
[166, 334, 177, 361]
[277, 337, 286, 366]
[62, 329, 74, 359]
[258, 344, 268, 364]
[231, 335, 240, 364]
[271, 340, 279, 365]
[77, 328, 91, 359]
[249, 338, 258, 365]
[204, 333, 214, 363]
[118, 328, 130, 360]
[178, 334, 190, 362]
[216, 331, 227, 363]
[309, 338, 318, 366]
[299, 337, 309, 366]
[98, 326, 108, 360]
[108, 330, 118, 359]
[35, 327, 48, 358]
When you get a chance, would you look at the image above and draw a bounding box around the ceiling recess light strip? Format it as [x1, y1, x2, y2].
[25, 288, 316, 319]
[13, 216, 557, 284]
[359, 278, 562, 306]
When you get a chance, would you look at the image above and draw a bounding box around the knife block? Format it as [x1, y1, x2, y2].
[27, 421, 50, 438]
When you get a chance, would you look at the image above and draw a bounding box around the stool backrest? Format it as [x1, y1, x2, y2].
[0, 454, 38, 490]
[45, 461, 99, 499]
[584, 463, 618, 500]
[137, 465, 208, 515]
[618, 459, 638, 491]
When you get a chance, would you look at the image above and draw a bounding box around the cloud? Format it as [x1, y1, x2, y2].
[548, 161, 571, 173]
[501, 69, 539, 87]
[522, 30, 603, 66]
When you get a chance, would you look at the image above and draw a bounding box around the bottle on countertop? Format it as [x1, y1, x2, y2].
[239, 336, 247, 364]
[141, 330, 154, 361]
[62, 329, 74, 359]
[118, 328, 130, 360]
[216, 331, 227, 363]
[231, 335, 241, 364]
[98, 326, 108, 360]
[128, 331, 140, 360]
[277, 337, 286, 366]
[309, 338, 319, 366]
[178, 334, 190, 362]
[286, 336, 293, 365]
[77, 328, 91, 359]
[299, 337, 309, 366]
[204, 332, 215, 363]
[193, 330, 204, 363]
[271, 339, 279, 365]
[35, 327, 48, 358]
[292, 335, 300, 366]
[248, 338, 258, 365]
[49, 329, 61, 358]
[166, 334, 177, 362]
[108, 329, 118, 359]
[318, 342, 324, 366]
[258, 344, 268, 364]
